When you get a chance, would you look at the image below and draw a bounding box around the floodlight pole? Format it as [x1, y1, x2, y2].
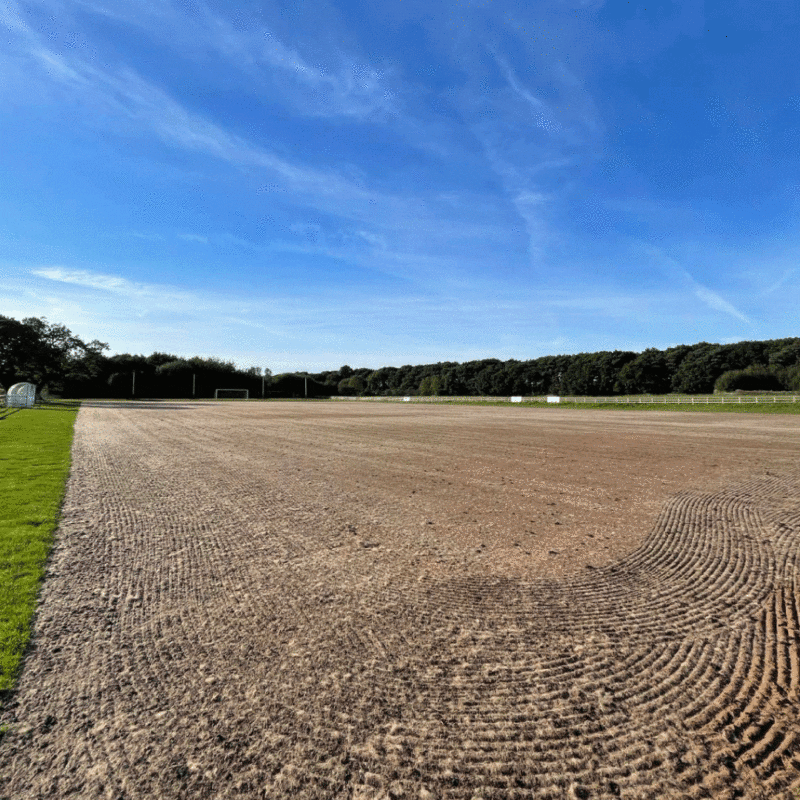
[262, 375, 265, 399]
[132, 369, 136, 398]
[305, 376, 308, 397]
[192, 373, 196, 397]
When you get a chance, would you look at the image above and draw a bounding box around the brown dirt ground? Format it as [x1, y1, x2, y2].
[2, 401, 800, 799]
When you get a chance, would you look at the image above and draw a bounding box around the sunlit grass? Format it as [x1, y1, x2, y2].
[339, 398, 800, 413]
[0, 403, 78, 694]
[540, 401, 800, 413]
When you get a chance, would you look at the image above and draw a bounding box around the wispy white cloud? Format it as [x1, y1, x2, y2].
[211, 18, 397, 120]
[638, 245, 754, 326]
[2, 5, 381, 196]
[23, 265, 294, 346]
[493, 53, 561, 135]
[463, 42, 606, 268]
[0, 1, 526, 291]
[31, 267, 200, 305]
[692, 285, 752, 325]
[178, 233, 209, 244]
[356, 230, 388, 251]
[544, 291, 642, 317]
[5, 37, 383, 210]
[761, 268, 797, 296]
[129, 231, 165, 241]
[12, 46, 505, 283]
[511, 190, 549, 262]
[61, 0, 397, 120]
[0, 0, 31, 36]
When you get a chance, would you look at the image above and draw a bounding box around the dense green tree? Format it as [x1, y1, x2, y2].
[0, 315, 108, 395]
[105, 353, 153, 398]
[562, 352, 636, 395]
[418, 375, 442, 395]
[153, 359, 193, 397]
[156, 359, 192, 375]
[147, 352, 181, 368]
[768, 340, 800, 368]
[107, 371, 134, 396]
[267, 373, 327, 397]
[6, 311, 797, 402]
[440, 363, 470, 395]
[186, 355, 237, 374]
[615, 348, 671, 394]
[781, 364, 800, 390]
[715, 366, 784, 392]
[471, 360, 510, 395]
[518, 362, 549, 395]
[724, 340, 768, 369]
[365, 367, 397, 395]
[671, 343, 723, 393]
[664, 344, 694, 378]
[561, 353, 593, 395]
[338, 375, 366, 395]
[107, 353, 150, 372]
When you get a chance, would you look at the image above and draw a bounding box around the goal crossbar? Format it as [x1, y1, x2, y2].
[214, 388, 249, 399]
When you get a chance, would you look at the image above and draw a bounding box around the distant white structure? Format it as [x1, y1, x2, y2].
[510, 396, 523, 403]
[6, 382, 37, 408]
[403, 396, 411, 402]
[546, 395, 561, 403]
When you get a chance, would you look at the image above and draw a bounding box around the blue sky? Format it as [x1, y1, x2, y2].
[2, 0, 798, 373]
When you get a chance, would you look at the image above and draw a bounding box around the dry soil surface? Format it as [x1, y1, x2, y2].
[2, 401, 800, 799]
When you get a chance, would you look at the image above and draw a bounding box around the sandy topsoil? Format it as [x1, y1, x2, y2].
[2, 402, 799, 799]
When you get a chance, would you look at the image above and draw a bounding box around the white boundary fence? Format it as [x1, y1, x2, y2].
[329, 394, 800, 405]
[554, 395, 800, 404]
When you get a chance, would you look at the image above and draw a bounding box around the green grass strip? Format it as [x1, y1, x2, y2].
[325, 398, 800, 413]
[485, 400, 800, 414]
[0, 402, 79, 695]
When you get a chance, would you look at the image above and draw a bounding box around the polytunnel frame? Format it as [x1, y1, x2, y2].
[5, 382, 37, 408]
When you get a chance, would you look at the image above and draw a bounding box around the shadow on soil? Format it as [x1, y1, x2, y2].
[38, 400, 203, 411]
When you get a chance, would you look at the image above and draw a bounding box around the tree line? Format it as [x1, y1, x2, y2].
[1, 315, 798, 400]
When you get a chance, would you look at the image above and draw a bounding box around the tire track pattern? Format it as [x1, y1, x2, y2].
[1, 405, 799, 799]
[391, 472, 800, 799]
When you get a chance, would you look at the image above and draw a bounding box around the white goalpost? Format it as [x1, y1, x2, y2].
[214, 388, 249, 400]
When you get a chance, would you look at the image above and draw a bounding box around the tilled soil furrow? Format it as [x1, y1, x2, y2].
[1, 403, 800, 799]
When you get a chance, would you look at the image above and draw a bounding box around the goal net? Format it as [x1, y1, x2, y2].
[214, 388, 249, 400]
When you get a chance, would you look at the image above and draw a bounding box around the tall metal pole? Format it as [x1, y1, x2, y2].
[262, 374, 265, 399]
[192, 373, 196, 397]
[132, 369, 136, 398]
[305, 376, 308, 397]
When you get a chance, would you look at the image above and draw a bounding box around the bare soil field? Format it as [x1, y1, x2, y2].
[2, 401, 800, 799]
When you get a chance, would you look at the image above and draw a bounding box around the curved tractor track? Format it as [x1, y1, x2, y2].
[1, 402, 799, 799]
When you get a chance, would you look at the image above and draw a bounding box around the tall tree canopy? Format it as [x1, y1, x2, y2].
[2, 314, 797, 398]
[0, 315, 108, 394]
